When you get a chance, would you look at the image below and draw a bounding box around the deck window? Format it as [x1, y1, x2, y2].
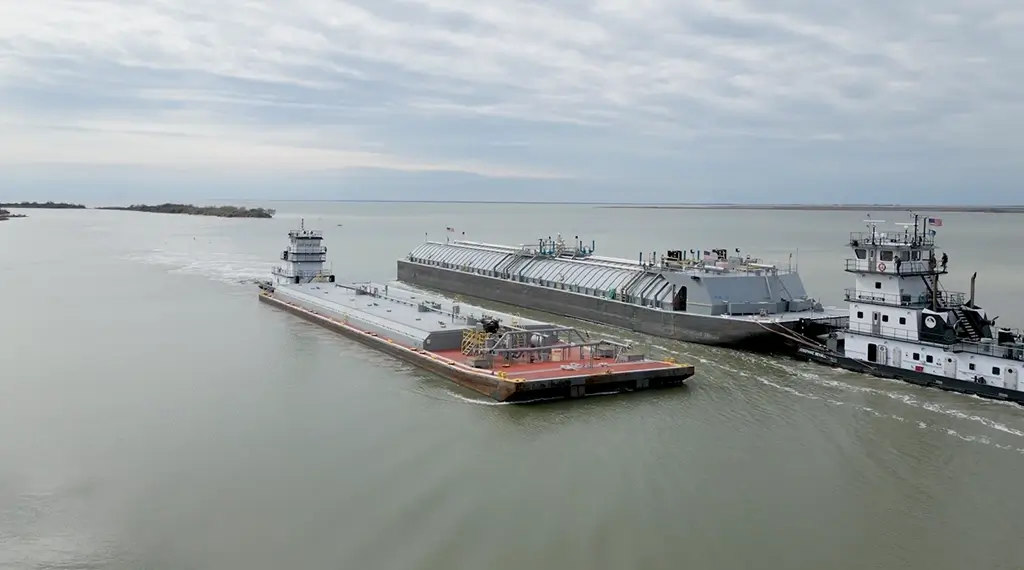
[993, 367, 1001, 375]
[880, 250, 894, 262]
[899, 317, 906, 325]
[882, 315, 889, 322]
[969, 363, 976, 371]
[913, 353, 920, 360]
[926, 355, 934, 363]
[857, 311, 864, 319]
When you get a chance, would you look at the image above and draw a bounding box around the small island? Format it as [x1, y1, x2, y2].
[0, 201, 86, 209]
[96, 203, 276, 219]
[0, 208, 27, 220]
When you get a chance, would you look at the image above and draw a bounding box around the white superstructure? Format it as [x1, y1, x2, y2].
[272, 219, 334, 285]
[836, 213, 1023, 394]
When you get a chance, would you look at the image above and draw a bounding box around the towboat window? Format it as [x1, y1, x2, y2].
[855, 248, 867, 260]
[912, 353, 920, 360]
[912, 250, 921, 260]
[993, 367, 1001, 375]
[926, 355, 934, 363]
[880, 250, 894, 262]
[899, 250, 911, 261]
[875, 282, 882, 289]
[969, 363, 976, 370]
[857, 311, 864, 319]
[899, 317, 906, 325]
[882, 315, 889, 322]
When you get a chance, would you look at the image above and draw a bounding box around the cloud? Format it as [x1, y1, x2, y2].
[0, 0, 1021, 201]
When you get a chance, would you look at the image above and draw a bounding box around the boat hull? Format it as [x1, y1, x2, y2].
[398, 260, 817, 349]
[794, 347, 1024, 405]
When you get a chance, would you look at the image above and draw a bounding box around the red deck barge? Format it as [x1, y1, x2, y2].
[259, 290, 694, 403]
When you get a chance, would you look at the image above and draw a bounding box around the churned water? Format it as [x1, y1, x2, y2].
[2, 202, 1024, 570]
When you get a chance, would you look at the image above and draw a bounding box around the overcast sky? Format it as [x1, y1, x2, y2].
[1, 1, 1021, 204]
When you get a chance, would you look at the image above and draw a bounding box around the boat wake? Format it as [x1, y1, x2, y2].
[122, 248, 275, 285]
[691, 348, 1024, 454]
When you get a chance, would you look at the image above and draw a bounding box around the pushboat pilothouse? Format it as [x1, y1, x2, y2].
[797, 213, 1024, 403]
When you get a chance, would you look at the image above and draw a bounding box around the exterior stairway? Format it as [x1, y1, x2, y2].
[951, 306, 982, 341]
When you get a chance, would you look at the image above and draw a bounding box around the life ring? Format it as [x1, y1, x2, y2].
[877, 262, 886, 272]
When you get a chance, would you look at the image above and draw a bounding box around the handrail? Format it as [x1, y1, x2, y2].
[844, 288, 965, 308]
[844, 258, 945, 275]
[846, 322, 1024, 360]
[848, 231, 935, 248]
[847, 321, 920, 341]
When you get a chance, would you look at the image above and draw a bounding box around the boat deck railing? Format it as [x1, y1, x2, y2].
[844, 288, 965, 308]
[848, 231, 935, 248]
[845, 322, 1024, 360]
[273, 267, 334, 281]
[953, 341, 1024, 361]
[442, 239, 797, 275]
[662, 258, 797, 275]
[844, 259, 946, 276]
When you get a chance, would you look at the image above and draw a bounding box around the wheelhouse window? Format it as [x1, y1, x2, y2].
[880, 250, 894, 262]
[855, 248, 867, 260]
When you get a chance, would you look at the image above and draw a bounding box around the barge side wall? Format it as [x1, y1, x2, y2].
[260, 292, 694, 402]
[397, 260, 770, 346]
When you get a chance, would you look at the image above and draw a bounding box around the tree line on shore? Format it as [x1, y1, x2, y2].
[0, 201, 275, 219]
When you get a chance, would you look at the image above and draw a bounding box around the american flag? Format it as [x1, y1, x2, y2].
[928, 217, 943, 227]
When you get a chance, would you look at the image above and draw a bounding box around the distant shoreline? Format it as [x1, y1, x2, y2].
[95, 203, 275, 218]
[0, 201, 273, 219]
[0, 201, 85, 209]
[596, 204, 1024, 214]
[218, 199, 1024, 213]
[3, 199, 1021, 215]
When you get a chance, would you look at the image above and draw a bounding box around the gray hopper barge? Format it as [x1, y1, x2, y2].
[397, 233, 847, 348]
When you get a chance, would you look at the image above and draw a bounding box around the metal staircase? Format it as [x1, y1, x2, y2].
[461, 329, 488, 355]
[951, 306, 982, 341]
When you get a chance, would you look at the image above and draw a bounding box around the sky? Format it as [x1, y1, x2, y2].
[0, 0, 1022, 204]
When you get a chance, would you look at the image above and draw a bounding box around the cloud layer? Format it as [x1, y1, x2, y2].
[1, 0, 1021, 202]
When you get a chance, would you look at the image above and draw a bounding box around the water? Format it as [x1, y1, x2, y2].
[2, 203, 1024, 569]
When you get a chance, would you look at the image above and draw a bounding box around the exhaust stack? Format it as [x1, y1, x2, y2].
[969, 272, 977, 307]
